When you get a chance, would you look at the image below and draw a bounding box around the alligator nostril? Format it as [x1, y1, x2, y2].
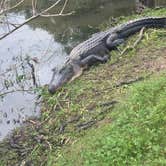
[48, 85, 56, 94]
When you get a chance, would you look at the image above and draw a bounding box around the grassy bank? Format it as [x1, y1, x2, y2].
[57, 74, 166, 166]
[0, 8, 166, 165]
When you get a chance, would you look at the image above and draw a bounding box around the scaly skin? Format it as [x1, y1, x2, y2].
[48, 17, 166, 94]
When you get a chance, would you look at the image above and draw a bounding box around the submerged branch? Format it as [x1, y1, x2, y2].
[26, 57, 38, 87]
[0, 89, 34, 97]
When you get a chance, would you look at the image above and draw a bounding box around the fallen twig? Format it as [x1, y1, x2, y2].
[25, 119, 38, 125]
[115, 76, 145, 87]
[121, 27, 145, 55]
[77, 120, 96, 131]
[59, 122, 67, 134]
[67, 115, 81, 123]
[103, 74, 152, 92]
[26, 57, 38, 87]
[99, 100, 118, 107]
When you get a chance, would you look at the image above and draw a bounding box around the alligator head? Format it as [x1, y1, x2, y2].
[48, 60, 83, 94]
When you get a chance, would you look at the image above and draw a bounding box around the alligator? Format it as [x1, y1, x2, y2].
[48, 17, 166, 94]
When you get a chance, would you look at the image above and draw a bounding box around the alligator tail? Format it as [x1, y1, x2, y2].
[118, 17, 166, 38]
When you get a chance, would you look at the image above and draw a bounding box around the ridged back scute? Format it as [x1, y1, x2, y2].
[69, 17, 166, 59]
[69, 31, 109, 59]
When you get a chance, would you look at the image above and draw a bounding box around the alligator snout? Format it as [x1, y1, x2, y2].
[48, 84, 57, 94]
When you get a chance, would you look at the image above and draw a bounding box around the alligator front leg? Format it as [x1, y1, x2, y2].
[80, 54, 109, 67]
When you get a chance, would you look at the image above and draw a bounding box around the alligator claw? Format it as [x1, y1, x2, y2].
[102, 55, 109, 63]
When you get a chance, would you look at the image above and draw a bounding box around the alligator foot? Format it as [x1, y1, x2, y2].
[106, 37, 125, 50]
[80, 54, 109, 67]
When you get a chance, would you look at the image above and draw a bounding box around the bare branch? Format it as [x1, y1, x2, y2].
[40, 12, 74, 17]
[32, 0, 38, 15]
[40, 0, 63, 14]
[32, 0, 36, 15]
[0, 0, 25, 15]
[60, 0, 69, 14]
[41, 0, 73, 17]
[0, 15, 40, 40]
[0, 0, 74, 40]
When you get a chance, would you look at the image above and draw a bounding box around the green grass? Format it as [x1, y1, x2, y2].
[57, 74, 166, 166]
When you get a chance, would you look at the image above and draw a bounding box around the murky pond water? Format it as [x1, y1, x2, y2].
[0, 0, 165, 140]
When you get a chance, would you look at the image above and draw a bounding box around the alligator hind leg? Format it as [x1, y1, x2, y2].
[80, 54, 109, 67]
[106, 37, 125, 50]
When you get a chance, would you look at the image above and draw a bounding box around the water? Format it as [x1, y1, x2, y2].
[0, 0, 165, 140]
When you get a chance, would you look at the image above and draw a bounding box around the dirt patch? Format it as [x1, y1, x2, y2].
[128, 46, 165, 71]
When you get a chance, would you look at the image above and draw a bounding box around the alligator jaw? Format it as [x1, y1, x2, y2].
[48, 61, 83, 94]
